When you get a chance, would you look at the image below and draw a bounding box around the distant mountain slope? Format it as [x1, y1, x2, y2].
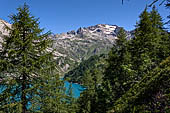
[52, 24, 132, 74]
[0, 19, 132, 75]
[64, 54, 107, 84]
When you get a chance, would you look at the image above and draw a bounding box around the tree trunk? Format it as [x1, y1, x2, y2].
[21, 73, 27, 113]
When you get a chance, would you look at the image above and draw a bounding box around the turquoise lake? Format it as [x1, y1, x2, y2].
[0, 81, 84, 110]
[0, 81, 83, 98]
[64, 81, 84, 98]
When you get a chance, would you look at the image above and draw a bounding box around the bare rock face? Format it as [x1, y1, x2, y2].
[0, 19, 11, 49]
[0, 19, 132, 75]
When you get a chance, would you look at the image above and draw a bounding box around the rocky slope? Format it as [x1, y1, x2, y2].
[52, 24, 132, 74]
[0, 19, 132, 75]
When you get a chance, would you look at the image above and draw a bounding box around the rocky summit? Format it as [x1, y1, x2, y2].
[0, 19, 132, 75]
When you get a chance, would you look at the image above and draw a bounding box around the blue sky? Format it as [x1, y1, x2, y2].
[0, 0, 168, 33]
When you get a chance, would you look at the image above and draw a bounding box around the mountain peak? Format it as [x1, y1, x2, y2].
[56, 24, 123, 41]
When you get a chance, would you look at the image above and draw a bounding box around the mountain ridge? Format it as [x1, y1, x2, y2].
[0, 19, 133, 75]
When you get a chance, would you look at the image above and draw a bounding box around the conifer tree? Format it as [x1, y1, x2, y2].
[130, 7, 155, 80]
[77, 69, 102, 113]
[131, 6, 169, 80]
[30, 73, 70, 113]
[0, 4, 59, 113]
[102, 28, 132, 110]
[149, 6, 165, 62]
[150, 6, 170, 62]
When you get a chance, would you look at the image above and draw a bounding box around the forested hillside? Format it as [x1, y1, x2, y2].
[64, 54, 107, 84]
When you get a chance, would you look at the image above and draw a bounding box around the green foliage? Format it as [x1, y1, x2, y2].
[30, 74, 77, 113]
[102, 28, 133, 106]
[64, 54, 106, 84]
[111, 56, 170, 113]
[77, 69, 103, 113]
[131, 6, 169, 75]
[130, 7, 155, 78]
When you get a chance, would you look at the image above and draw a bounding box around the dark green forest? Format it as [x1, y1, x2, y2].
[0, 1, 170, 113]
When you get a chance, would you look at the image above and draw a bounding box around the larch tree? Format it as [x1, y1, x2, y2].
[0, 4, 59, 113]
